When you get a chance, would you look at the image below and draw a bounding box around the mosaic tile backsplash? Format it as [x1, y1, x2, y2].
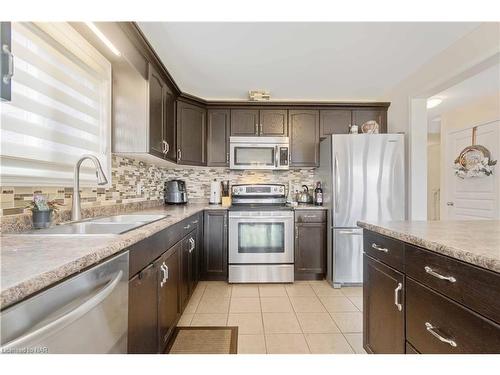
[0, 155, 316, 216]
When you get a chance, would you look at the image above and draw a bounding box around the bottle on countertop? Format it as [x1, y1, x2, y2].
[314, 181, 323, 206]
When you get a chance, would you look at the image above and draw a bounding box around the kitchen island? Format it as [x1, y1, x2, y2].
[357, 220, 500, 354]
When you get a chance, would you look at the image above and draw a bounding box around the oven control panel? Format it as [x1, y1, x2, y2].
[232, 184, 285, 197]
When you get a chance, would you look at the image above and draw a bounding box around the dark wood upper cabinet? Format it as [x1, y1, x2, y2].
[289, 109, 320, 167]
[163, 86, 177, 162]
[207, 109, 231, 167]
[177, 101, 206, 165]
[230, 109, 259, 136]
[352, 108, 387, 133]
[148, 64, 166, 159]
[294, 221, 326, 280]
[260, 109, 288, 136]
[202, 210, 228, 281]
[157, 243, 180, 353]
[128, 263, 158, 354]
[320, 109, 351, 138]
[364, 254, 405, 354]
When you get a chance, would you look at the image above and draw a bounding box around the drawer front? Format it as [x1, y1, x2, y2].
[406, 244, 500, 324]
[295, 210, 326, 223]
[363, 230, 404, 272]
[406, 278, 500, 354]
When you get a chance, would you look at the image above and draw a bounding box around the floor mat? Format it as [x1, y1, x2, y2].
[167, 326, 238, 354]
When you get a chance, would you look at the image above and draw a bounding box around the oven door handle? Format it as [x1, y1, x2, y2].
[229, 215, 294, 220]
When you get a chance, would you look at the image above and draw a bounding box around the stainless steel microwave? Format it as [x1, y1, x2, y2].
[229, 137, 289, 170]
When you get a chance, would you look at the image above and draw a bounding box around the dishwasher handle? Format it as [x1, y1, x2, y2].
[0, 270, 123, 351]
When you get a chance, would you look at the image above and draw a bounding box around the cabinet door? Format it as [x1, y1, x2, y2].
[1, 22, 12, 102]
[164, 86, 177, 162]
[289, 109, 320, 167]
[207, 109, 230, 166]
[148, 64, 165, 158]
[202, 210, 228, 281]
[352, 108, 387, 133]
[230, 109, 259, 136]
[179, 235, 196, 311]
[177, 101, 206, 165]
[260, 109, 288, 136]
[128, 263, 158, 354]
[294, 222, 326, 280]
[320, 109, 351, 138]
[157, 245, 180, 353]
[363, 254, 405, 354]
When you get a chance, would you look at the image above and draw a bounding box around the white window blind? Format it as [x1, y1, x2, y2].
[0, 22, 111, 186]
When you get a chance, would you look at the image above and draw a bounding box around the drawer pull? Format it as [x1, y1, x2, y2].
[424, 266, 457, 283]
[303, 215, 318, 218]
[183, 224, 191, 230]
[371, 243, 389, 253]
[394, 282, 403, 311]
[425, 322, 457, 347]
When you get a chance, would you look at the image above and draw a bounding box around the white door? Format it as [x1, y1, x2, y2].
[442, 121, 500, 219]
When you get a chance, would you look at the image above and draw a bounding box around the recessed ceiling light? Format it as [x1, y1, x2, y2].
[85, 22, 121, 56]
[427, 98, 443, 109]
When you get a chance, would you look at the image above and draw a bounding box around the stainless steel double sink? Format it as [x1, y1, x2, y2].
[18, 214, 170, 236]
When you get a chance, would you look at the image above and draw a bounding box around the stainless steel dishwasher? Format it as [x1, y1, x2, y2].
[0, 251, 129, 354]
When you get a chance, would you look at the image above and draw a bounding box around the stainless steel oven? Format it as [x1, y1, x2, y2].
[229, 137, 289, 170]
[228, 183, 294, 283]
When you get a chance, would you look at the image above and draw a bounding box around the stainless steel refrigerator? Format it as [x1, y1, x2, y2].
[316, 134, 405, 287]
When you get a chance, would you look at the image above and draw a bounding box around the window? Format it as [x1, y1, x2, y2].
[0, 22, 111, 186]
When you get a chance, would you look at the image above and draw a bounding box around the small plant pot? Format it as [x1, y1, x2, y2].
[32, 209, 53, 229]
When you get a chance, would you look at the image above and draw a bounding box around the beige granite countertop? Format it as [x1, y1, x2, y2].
[0, 202, 326, 309]
[357, 220, 500, 273]
[0, 203, 225, 310]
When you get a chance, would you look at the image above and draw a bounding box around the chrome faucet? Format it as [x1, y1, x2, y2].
[71, 154, 108, 221]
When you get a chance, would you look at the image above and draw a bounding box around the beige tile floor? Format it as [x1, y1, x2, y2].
[176, 280, 366, 354]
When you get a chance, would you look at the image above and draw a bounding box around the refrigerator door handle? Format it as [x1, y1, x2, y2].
[334, 155, 340, 212]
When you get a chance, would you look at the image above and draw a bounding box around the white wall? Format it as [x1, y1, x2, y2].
[379, 23, 500, 219]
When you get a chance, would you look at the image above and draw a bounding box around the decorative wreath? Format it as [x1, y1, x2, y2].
[453, 127, 497, 179]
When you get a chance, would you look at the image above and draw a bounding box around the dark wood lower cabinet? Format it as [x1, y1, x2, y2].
[202, 210, 228, 281]
[157, 244, 180, 353]
[128, 263, 158, 354]
[363, 254, 405, 354]
[363, 229, 500, 354]
[128, 213, 206, 354]
[294, 221, 326, 280]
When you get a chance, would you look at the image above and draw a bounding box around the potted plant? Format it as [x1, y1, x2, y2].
[26, 194, 63, 229]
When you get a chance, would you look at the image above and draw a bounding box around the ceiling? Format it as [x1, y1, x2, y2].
[427, 63, 500, 122]
[138, 22, 480, 101]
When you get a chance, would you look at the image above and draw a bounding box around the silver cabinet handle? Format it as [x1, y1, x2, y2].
[2, 44, 14, 84]
[160, 262, 169, 287]
[226, 152, 229, 163]
[425, 322, 457, 347]
[183, 224, 191, 230]
[177, 149, 182, 161]
[371, 243, 389, 253]
[394, 282, 402, 311]
[424, 266, 457, 283]
[162, 140, 169, 154]
[446, 202, 454, 206]
[0, 269, 123, 350]
[274, 145, 278, 168]
[192, 220, 199, 225]
[189, 237, 195, 253]
[260, 123, 263, 134]
[255, 123, 258, 135]
[303, 214, 318, 218]
[295, 225, 299, 240]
